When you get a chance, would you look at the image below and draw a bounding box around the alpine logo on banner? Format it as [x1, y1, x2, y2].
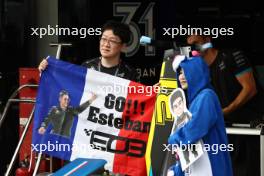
[32, 56, 156, 176]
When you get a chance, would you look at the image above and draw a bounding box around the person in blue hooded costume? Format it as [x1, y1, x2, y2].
[168, 56, 233, 176]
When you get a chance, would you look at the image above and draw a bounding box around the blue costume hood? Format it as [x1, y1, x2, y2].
[177, 57, 211, 104]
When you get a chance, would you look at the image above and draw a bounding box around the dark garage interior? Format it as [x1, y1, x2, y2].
[0, 0, 263, 175]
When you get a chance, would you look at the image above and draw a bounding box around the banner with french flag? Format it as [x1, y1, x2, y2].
[32, 56, 156, 176]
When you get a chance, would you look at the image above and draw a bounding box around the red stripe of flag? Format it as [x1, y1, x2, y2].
[113, 81, 156, 176]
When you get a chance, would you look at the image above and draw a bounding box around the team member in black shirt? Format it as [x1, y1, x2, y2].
[187, 35, 264, 123]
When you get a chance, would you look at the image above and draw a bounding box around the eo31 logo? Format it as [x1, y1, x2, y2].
[113, 2, 155, 57]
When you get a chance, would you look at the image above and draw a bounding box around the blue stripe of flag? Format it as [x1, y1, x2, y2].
[32, 56, 87, 160]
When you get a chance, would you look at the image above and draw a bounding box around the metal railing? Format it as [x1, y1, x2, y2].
[226, 126, 264, 176]
[0, 84, 38, 128]
[0, 84, 38, 176]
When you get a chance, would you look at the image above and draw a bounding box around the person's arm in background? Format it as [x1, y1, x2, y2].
[223, 70, 257, 115]
[223, 50, 257, 115]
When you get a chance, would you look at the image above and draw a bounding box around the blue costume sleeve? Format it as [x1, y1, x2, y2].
[168, 90, 219, 145]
